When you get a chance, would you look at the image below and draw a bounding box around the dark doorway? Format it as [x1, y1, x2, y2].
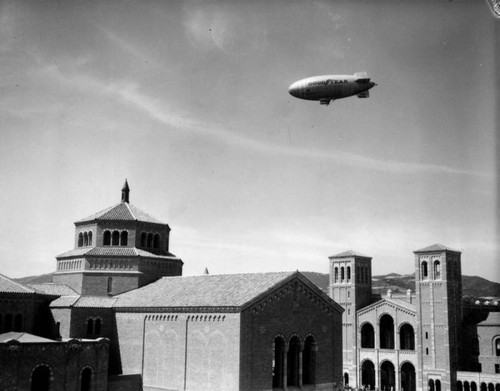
[361, 360, 375, 390]
[380, 361, 395, 391]
[272, 337, 286, 389]
[400, 362, 416, 391]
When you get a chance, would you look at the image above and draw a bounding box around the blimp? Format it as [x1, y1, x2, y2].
[288, 72, 376, 106]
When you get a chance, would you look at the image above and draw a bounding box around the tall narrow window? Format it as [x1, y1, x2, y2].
[347, 266, 351, 281]
[303, 336, 316, 385]
[153, 234, 160, 249]
[112, 231, 120, 245]
[495, 338, 500, 356]
[273, 336, 286, 389]
[422, 261, 428, 279]
[334, 267, 338, 283]
[107, 277, 113, 294]
[103, 231, 111, 246]
[147, 233, 153, 248]
[78, 232, 84, 247]
[434, 261, 441, 279]
[88, 232, 92, 246]
[14, 314, 22, 332]
[141, 232, 147, 247]
[120, 231, 128, 246]
[341, 267, 345, 282]
[83, 232, 88, 246]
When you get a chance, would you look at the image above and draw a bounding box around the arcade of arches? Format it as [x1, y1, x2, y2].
[359, 360, 416, 391]
[272, 335, 317, 389]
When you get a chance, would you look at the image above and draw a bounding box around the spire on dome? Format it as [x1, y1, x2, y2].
[121, 179, 130, 203]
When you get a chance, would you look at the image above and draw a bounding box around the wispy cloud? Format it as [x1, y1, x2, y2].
[40, 63, 492, 179]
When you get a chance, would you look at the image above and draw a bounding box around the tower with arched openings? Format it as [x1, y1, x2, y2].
[53, 180, 183, 295]
[329, 250, 373, 387]
[414, 244, 463, 391]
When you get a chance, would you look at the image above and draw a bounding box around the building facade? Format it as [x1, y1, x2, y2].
[329, 245, 500, 391]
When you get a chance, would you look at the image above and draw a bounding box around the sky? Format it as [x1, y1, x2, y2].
[0, 0, 498, 282]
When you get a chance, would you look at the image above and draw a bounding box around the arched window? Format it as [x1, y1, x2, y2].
[273, 336, 286, 389]
[464, 382, 470, 391]
[436, 379, 441, 391]
[361, 323, 375, 348]
[458, 382, 463, 391]
[379, 314, 395, 349]
[488, 384, 494, 391]
[494, 337, 500, 356]
[81, 367, 92, 391]
[4, 313, 12, 332]
[334, 267, 338, 283]
[78, 233, 84, 247]
[434, 260, 441, 279]
[14, 314, 22, 332]
[107, 277, 113, 294]
[141, 232, 147, 247]
[344, 373, 349, 386]
[481, 383, 487, 391]
[103, 231, 111, 246]
[147, 233, 153, 248]
[31, 365, 52, 391]
[429, 379, 435, 391]
[83, 232, 88, 246]
[154, 234, 160, 249]
[303, 336, 316, 385]
[112, 231, 120, 245]
[341, 267, 345, 282]
[287, 336, 301, 387]
[471, 382, 477, 391]
[347, 266, 351, 281]
[88, 232, 92, 246]
[422, 261, 428, 279]
[120, 231, 128, 246]
[400, 324, 415, 350]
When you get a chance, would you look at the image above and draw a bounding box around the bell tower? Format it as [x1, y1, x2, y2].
[329, 250, 372, 388]
[414, 244, 462, 391]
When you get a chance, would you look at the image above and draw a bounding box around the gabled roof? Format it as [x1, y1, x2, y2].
[114, 271, 298, 309]
[0, 332, 55, 343]
[329, 250, 371, 259]
[357, 297, 416, 316]
[414, 244, 460, 253]
[27, 283, 77, 296]
[0, 274, 36, 294]
[57, 247, 180, 259]
[75, 202, 166, 225]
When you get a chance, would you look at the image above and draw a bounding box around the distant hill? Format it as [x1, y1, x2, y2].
[302, 272, 500, 299]
[14, 271, 500, 300]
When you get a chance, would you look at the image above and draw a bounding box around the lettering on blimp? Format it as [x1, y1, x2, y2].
[308, 79, 348, 86]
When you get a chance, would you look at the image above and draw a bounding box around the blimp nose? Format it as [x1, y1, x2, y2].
[288, 81, 301, 98]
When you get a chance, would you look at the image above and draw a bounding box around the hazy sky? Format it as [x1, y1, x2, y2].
[0, 0, 498, 282]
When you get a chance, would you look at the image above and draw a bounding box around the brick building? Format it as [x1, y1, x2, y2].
[0, 181, 345, 390]
[328, 245, 500, 391]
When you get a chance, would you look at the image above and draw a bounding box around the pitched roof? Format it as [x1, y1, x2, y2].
[329, 250, 371, 259]
[0, 274, 36, 294]
[27, 283, 77, 296]
[414, 244, 460, 253]
[114, 271, 297, 309]
[57, 247, 179, 259]
[75, 202, 165, 225]
[50, 295, 80, 307]
[0, 332, 55, 343]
